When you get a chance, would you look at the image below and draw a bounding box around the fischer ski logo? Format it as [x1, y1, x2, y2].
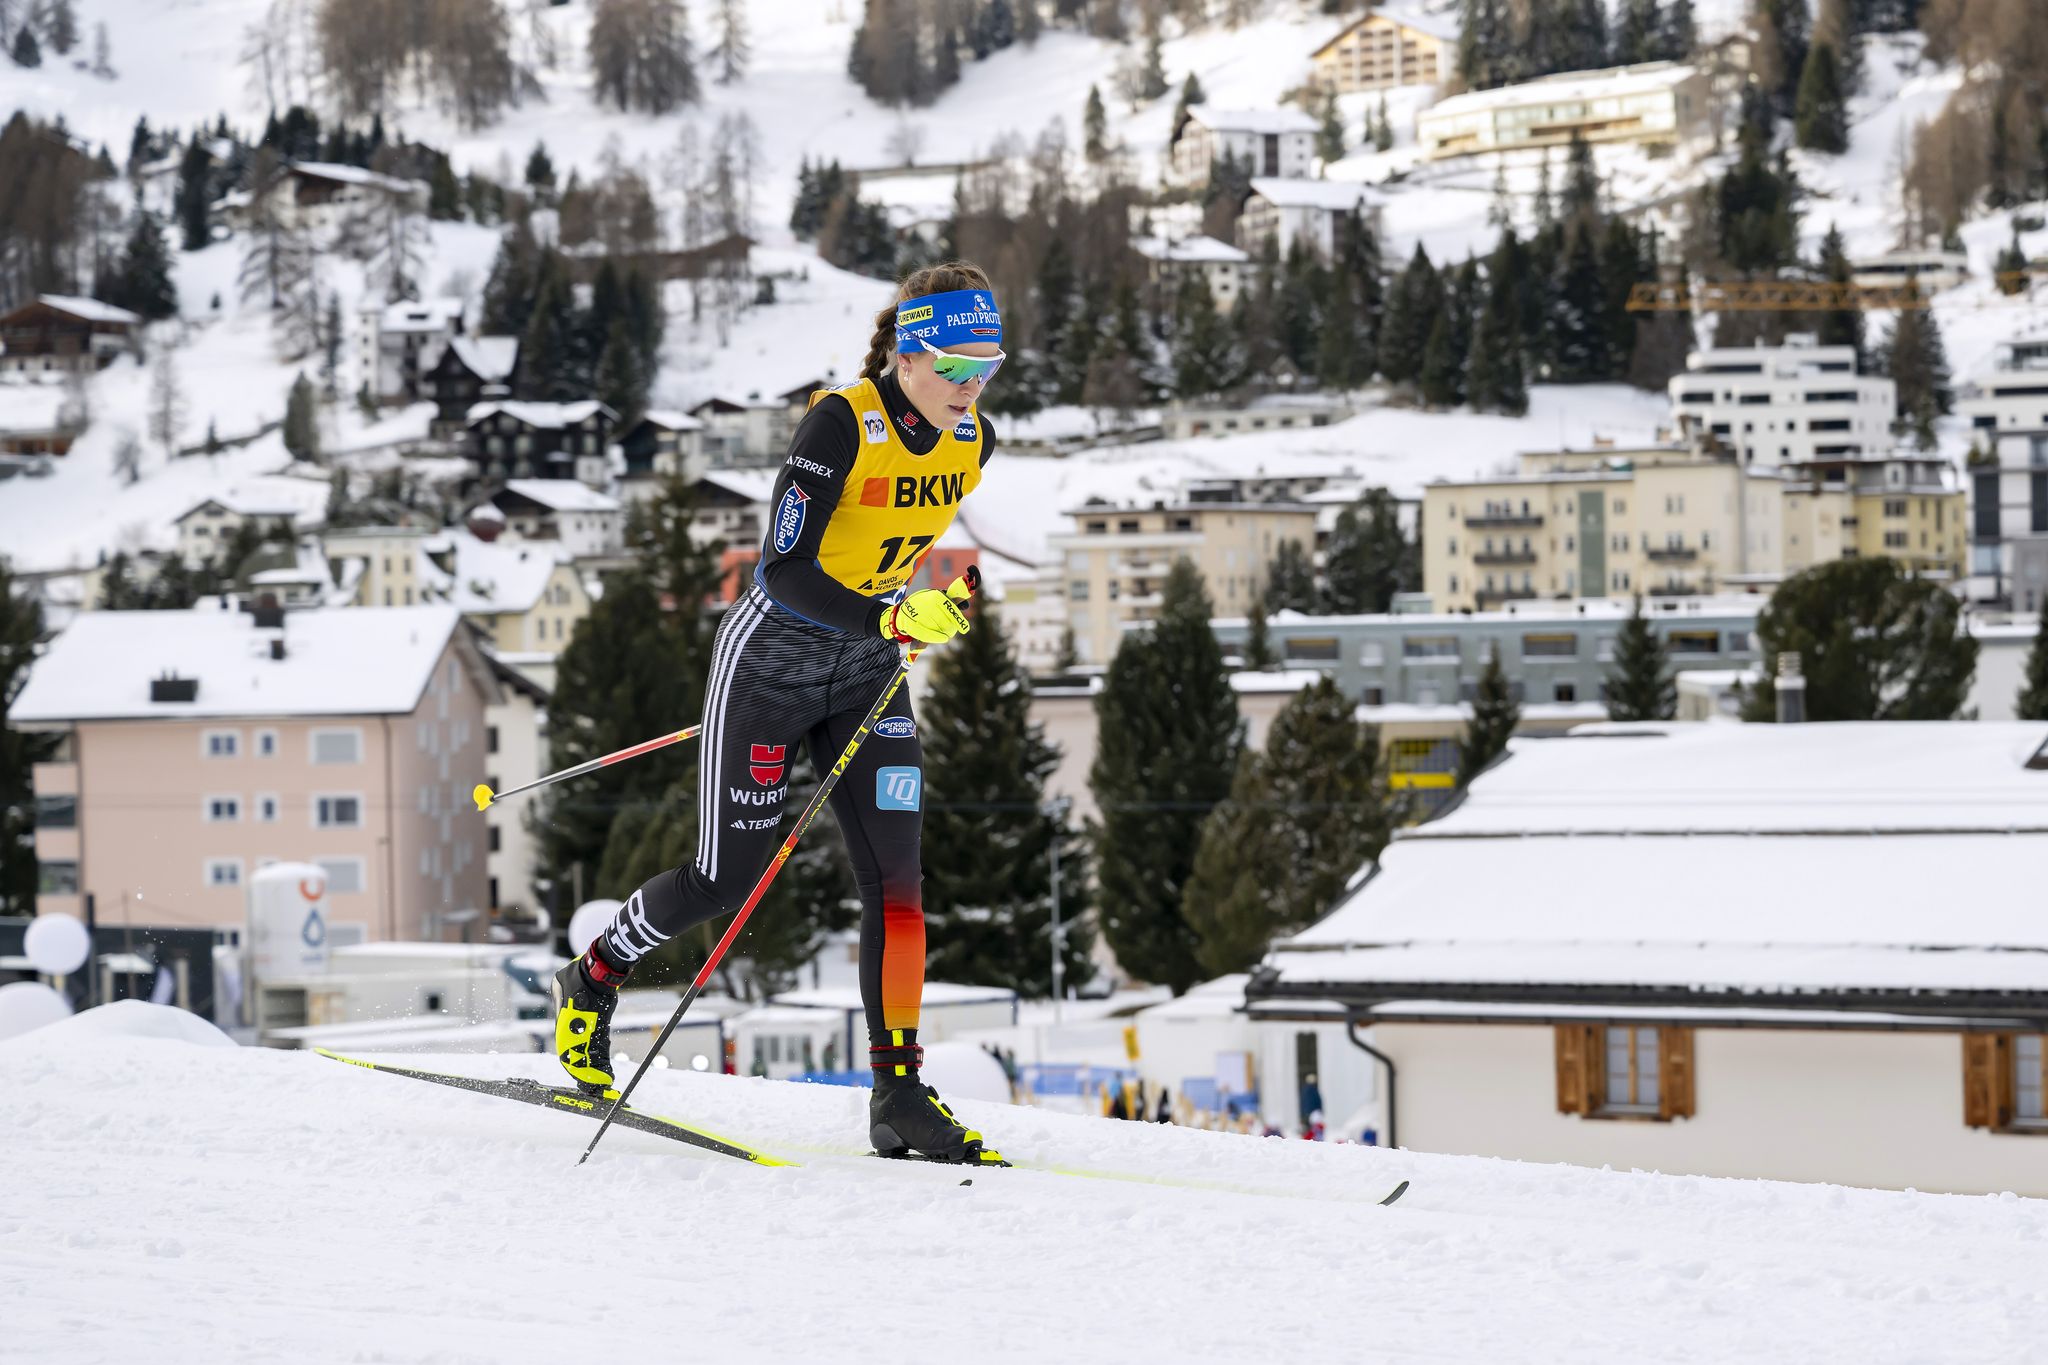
[875, 766, 922, 811]
[772, 486, 809, 552]
[749, 743, 787, 786]
[873, 716, 916, 739]
[861, 411, 887, 444]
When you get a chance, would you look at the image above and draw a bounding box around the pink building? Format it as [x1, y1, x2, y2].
[15, 605, 497, 941]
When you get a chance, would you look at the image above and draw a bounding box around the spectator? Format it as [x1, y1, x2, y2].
[1299, 1072, 1323, 1126]
[1155, 1086, 1173, 1123]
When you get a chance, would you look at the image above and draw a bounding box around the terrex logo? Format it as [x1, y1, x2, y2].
[749, 743, 786, 786]
[773, 486, 808, 552]
[859, 473, 967, 508]
[790, 454, 834, 478]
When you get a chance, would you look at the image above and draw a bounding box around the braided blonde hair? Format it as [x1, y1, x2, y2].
[861, 261, 996, 384]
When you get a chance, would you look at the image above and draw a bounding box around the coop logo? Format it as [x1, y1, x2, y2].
[790, 454, 835, 478]
[861, 411, 888, 444]
[773, 485, 809, 552]
[873, 716, 916, 740]
[876, 766, 922, 811]
[859, 473, 967, 508]
[749, 743, 787, 786]
[952, 415, 977, 441]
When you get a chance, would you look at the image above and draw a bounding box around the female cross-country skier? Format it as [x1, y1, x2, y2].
[552, 262, 1008, 1166]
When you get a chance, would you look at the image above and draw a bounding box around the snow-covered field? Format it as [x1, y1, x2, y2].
[4, 1003, 2044, 1364]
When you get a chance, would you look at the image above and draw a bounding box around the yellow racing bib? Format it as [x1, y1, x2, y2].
[806, 377, 983, 595]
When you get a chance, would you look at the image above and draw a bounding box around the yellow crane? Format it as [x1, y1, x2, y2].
[1626, 274, 2045, 311]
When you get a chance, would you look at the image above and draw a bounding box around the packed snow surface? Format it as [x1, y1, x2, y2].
[3, 1004, 2044, 1363]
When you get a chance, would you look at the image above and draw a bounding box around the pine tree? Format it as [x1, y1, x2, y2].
[2017, 610, 2048, 721]
[1740, 558, 1977, 721]
[1316, 89, 1346, 165]
[1458, 0, 1513, 90]
[595, 317, 650, 428]
[1242, 591, 1276, 669]
[45, 0, 78, 54]
[518, 263, 583, 403]
[481, 216, 541, 336]
[710, 0, 749, 83]
[119, 211, 179, 321]
[1458, 645, 1519, 785]
[1139, 29, 1168, 100]
[1380, 244, 1440, 386]
[1183, 678, 1390, 978]
[1089, 559, 1242, 994]
[1995, 230, 2029, 297]
[1655, 0, 1695, 59]
[1322, 488, 1416, 614]
[1815, 224, 1864, 362]
[1171, 70, 1205, 142]
[1466, 292, 1506, 412]
[1599, 217, 1643, 384]
[1605, 595, 1676, 719]
[0, 559, 54, 916]
[1795, 40, 1849, 153]
[1171, 272, 1237, 398]
[282, 372, 320, 462]
[11, 23, 40, 67]
[1551, 222, 1609, 381]
[1374, 94, 1393, 152]
[525, 142, 557, 203]
[921, 603, 1096, 997]
[1615, 0, 1659, 63]
[148, 348, 186, 457]
[1419, 311, 1459, 407]
[175, 139, 214, 252]
[1266, 538, 1319, 613]
[1083, 84, 1107, 162]
[1876, 287, 1951, 450]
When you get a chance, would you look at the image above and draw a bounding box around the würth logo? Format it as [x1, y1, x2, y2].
[749, 743, 786, 786]
[860, 473, 967, 508]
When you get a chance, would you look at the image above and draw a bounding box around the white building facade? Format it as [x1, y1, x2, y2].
[1168, 109, 1318, 189]
[1416, 61, 1709, 159]
[1668, 337, 1896, 467]
[1236, 178, 1383, 262]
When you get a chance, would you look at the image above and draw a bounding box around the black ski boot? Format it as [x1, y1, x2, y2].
[551, 949, 624, 1096]
[869, 1037, 1008, 1166]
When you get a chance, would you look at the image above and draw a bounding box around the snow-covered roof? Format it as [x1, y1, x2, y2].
[698, 468, 778, 504]
[1247, 177, 1381, 212]
[1185, 107, 1319, 137]
[288, 161, 418, 194]
[11, 605, 463, 722]
[1131, 234, 1251, 265]
[494, 479, 620, 514]
[435, 533, 571, 614]
[247, 542, 338, 591]
[377, 298, 464, 333]
[1136, 974, 1251, 1020]
[446, 336, 519, 383]
[1260, 722, 2048, 1004]
[637, 408, 706, 432]
[176, 485, 317, 522]
[1422, 61, 1700, 121]
[1311, 5, 1461, 55]
[1229, 668, 1325, 694]
[30, 294, 140, 326]
[465, 400, 614, 430]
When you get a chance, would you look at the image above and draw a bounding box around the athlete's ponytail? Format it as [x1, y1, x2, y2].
[861, 260, 996, 384]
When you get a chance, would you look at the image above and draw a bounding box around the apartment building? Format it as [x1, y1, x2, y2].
[1236, 178, 1383, 262]
[1968, 433, 2048, 609]
[485, 480, 624, 560]
[1130, 235, 1251, 311]
[1668, 336, 1896, 468]
[357, 297, 465, 405]
[0, 294, 140, 376]
[463, 401, 617, 488]
[1168, 108, 1318, 190]
[1424, 443, 1962, 611]
[1960, 337, 2048, 443]
[1308, 7, 1458, 93]
[14, 605, 494, 940]
[174, 481, 327, 566]
[1052, 489, 1319, 664]
[1416, 61, 1709, 159]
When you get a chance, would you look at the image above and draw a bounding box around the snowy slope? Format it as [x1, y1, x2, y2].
[4, 1004, 2045, 1364]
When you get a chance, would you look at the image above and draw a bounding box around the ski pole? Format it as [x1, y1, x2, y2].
[578, 570, 976, 1165]
[472, 725, 702, 812]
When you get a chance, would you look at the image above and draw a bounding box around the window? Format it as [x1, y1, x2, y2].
[1964, 1034, 2048, 1130]
[203, 730, 240, 759]
[486, 725, 500, 755]
[256, 729, 279, 757]
[1521, 633, 1576, 658]
[1555, 1025, 1693, 1121]
[34, 794, 76, 829]
[489, 825, 502, 853]
[1883, 499, 1907, 518]
[204, 858, 244, 888]
[1403, 636, 1459, 659]
[311, 728, 363, 765]
[256, 793, 280, 823]
[314, 857, 366, 895]
[1069, 580, 1089, 601]
[39, 860, 79, 895]
[1668, 630, 1719, 655]
[314, 794, 363, 829]
[1361, 686, 1385, 705]
[204, 795, 241, 823]
[1117, 519, 1140, 534]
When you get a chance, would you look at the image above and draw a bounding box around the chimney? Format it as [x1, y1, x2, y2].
[150, 673, 198, 703]
[1774, 651, 1805, 724]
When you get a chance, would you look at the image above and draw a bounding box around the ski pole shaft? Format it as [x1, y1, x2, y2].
[577, 651, 923, 1166]
[472, 725, 702, 812]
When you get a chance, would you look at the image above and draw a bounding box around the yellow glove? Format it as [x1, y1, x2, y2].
[879, 572, 977, 645]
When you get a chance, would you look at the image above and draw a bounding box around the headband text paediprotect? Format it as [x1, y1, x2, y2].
[895, 289, 1003, 353]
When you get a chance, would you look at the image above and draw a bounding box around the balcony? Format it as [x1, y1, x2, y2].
[1465, 513, 1544, 530]
[1645, 545, 1698, 563]
[1472, 549, 1538, 566]
[1475, 587, 1538, 607]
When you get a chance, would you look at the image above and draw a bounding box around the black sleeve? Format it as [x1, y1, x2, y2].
[978, 417, 997, 469]
[758, 394, 891, 636]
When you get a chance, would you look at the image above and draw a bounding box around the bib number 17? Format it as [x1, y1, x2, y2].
[875, 534, 934, 575]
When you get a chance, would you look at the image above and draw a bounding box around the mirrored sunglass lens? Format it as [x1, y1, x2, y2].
[935, 354, 1000, 384]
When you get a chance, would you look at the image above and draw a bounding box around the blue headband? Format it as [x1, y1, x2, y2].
[895, 288, 1003, 352]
